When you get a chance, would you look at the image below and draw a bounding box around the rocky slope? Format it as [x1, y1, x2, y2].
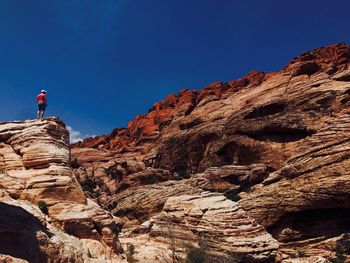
[72, 42, 350, 262]
[0, 118, 125, 262]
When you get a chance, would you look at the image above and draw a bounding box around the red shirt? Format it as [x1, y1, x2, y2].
[36, 93, 47, 104]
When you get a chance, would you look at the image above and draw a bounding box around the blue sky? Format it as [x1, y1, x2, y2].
[0, 0, 349, 140]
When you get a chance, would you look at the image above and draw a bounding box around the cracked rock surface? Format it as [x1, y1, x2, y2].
[71, 43, 350, 262]
[0, 118, 125, 262]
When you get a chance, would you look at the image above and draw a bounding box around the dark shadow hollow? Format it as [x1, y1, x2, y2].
[238, 128, 315, 143]
[267, 208, 350, 242]
[0, 202, 52, 262]
[244, 103, 286, 119]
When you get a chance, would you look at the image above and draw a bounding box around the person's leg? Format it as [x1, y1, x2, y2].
[37, 103, 45, 119]
[37, 104, 41, 119]
[41, 104, 46, 119]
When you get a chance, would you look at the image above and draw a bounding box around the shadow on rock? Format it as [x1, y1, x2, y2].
[0, 202, 52, 262]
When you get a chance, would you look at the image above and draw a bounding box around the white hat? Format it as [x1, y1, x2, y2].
[41, 90, 47, 93]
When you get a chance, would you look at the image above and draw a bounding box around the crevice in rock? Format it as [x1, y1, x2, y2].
[159, 118, 173, 131]
[224, 166, 273, 202]
[238, 128, 315, 143]
[341, 89, 350, 104]
[292, 61, 320, 76]
[184, 103, 196, 116]
[0, 133, 12, 142]
[217, 142, 261, 165]
[267, 208, 350, 243]
[335, 74, 350, 82]
[113, 207, 147, 223]
[6, 142, 23, 159]
[63, 220, 95, 240]
[341, 97, 350, 104]
[315, 93, 336, 107]
[311, 83, 322, 87]
[179, 118, 204, 130]
[244, 103, 286, 119]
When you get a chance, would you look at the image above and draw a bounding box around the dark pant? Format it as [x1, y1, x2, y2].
[38, 103, 46, 111]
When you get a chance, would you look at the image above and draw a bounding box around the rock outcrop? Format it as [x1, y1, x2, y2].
[0, 190, 124, 263]
[155, 192, 277, 262]
[0, 118, 124, 262]
[69, 42, 350, 262]
[120, 192, 279, 262]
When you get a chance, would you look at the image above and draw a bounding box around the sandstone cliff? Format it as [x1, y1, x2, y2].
[0, 118, 125, 262]
[72, 43, 350, 262]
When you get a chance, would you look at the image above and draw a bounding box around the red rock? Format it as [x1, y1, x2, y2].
[72, 43, 350, 262]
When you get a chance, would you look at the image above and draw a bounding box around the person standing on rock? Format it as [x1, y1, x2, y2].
[36, 90, 48, 119]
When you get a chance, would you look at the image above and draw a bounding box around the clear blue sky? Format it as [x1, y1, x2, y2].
[0, 0, 349, 139]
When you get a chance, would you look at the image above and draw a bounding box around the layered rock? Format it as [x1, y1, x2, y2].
[0, 190, 125, 263]
[239, 115, 350, 261]
[107, 164, 270, 224]
[0, 118, 84, 203]
[72, 42, 350, 262]
[154, 192, 279, 262]
[0, 118, 124, 262]
[74, 43, 350, 153]
[121, 192, 278, 263]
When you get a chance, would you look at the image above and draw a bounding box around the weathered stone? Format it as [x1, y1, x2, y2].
[0, 118, 124, 261]
[70, 43, 350, 261]
[0, 193, 125, 262]
[124, 192, 278, 263]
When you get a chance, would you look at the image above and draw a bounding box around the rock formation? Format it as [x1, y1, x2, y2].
[72, 42, 350, 262]
[0, 118, 125, 262]
[1, 42, 350, 262]
[126, 192, 279, 262]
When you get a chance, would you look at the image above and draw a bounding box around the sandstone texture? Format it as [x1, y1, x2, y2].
[0, 118, 124, 262]
[120, 192, 278, 263]
[151, 192, 278, 262]
[0, 190, 125, 263]
[71, 43, 350, 262]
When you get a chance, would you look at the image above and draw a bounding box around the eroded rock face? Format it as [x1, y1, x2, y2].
[120, 192, 278, 263]
[72, 43, 350, 262]
[153, 192, 279, 262]
[0, 190, 125, 263]
[0, 118, 84, 204]
[0, 118, 124, 262]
